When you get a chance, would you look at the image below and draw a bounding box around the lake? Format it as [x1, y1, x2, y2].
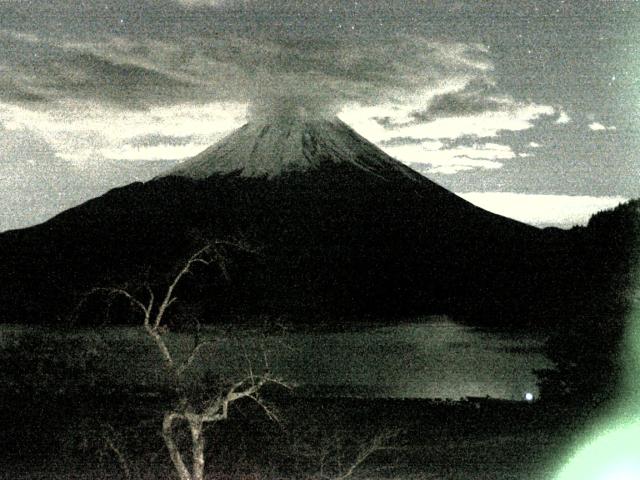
[0, 317, 551, 401]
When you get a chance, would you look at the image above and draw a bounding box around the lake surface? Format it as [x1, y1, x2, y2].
[0, 317, 551, 401]
[274, 318, 551, 400]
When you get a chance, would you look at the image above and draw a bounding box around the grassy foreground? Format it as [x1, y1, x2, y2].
[0, 388, 586, 479]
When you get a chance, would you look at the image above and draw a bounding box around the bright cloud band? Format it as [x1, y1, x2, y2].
[458, 192, 628, 228]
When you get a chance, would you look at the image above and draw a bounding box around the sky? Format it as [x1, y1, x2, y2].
[0, 0, 638, 231]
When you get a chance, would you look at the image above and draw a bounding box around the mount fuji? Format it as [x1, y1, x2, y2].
[0, 115, 571, 325]
[166, 117, 424, 181]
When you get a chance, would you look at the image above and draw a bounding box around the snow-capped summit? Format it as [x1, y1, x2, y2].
[165, 116, 422, 181]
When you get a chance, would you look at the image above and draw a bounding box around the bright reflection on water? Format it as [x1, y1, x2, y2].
[273, 318, 550, 400]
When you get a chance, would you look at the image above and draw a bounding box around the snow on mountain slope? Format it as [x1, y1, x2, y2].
[165, 116, 424, 181]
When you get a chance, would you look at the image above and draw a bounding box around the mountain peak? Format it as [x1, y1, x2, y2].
[164, 116, 422, 181]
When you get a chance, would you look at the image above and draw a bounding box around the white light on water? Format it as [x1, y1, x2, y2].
[524, 392, 534, 402]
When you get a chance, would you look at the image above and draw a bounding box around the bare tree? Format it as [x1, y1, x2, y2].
[289, 428, 400, 480]
[89, 241, 288, 480]
[84, 242, 402, 480]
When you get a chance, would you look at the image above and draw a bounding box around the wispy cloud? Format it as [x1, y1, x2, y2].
[0, 25, 511, 166]
[339, 75, 557, 148]
[341, 99, 555, 143]
[0, 100, 248, 162]
[588, 121, 616, 131]
[409, 104, 555, 139]
[338, 85, 555, 174]
[383, 142, 515, 175]
[0, 28, 494, 116]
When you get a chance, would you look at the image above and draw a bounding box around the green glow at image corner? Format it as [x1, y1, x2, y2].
[555, 421, 640, 480]
[555, 277, 640, 480]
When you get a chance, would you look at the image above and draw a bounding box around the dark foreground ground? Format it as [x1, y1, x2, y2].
[0, 324, 598, 479]
[0, 386, 590, 480]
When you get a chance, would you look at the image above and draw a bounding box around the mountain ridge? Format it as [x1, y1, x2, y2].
[0, 116, 578, 326]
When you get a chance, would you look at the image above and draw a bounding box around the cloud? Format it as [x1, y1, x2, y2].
[127, 134, 196, 148]
[415, 104, 556, 139]
[102, 143, 207, 161]
[380, 141, 516, 175]
[341, 99, 555, 143]
[0, 123, 58, 166]
[405, 77, 511, 121]
[0, 26, 516, 165]
[0, 123, 171, 231]
[243, 38, 494, 120]
[417, 161, 501, 175]
[380, 136, 438, 147]
[457, 192, 627, 228]
[0, 25, 496, 116]
[0, 31, 201, 108]
[414, 92, 507, 119]
[336, 74, 557, 148]
[334, 78, 556, 175]
[588, 121, 616, 131]
[555, 110, 571, 124]
[0, 77, 47, 104]
[0, 100, 248, 163]
[61, 51, 193, 103]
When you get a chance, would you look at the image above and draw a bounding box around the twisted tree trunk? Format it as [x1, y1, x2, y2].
[189, 416, 205, 480]
[163, 412, 192, 480]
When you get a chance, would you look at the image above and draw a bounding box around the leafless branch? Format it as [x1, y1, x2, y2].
[87, 287, 151, 319]
[176, 340, 217, 377]
[101, 424, 134, 480]
[329, 430, 399, 480]
[240, 341, 255, 385]
[294, 429, 400, 480]
[199, 373, 290, 422]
